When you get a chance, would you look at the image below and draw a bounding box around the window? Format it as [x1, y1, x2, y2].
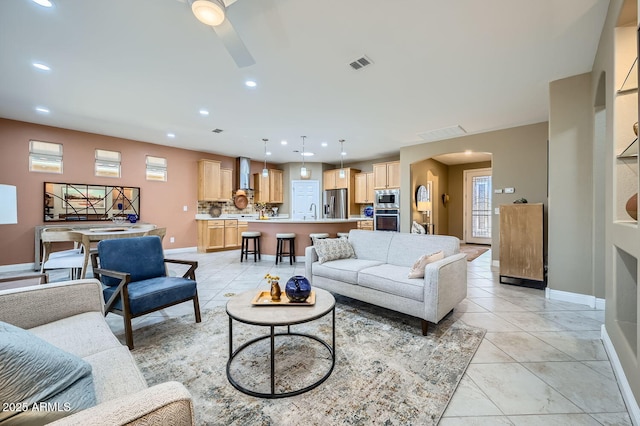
[29, 140, 63, 173]
[95, 149, 121, 178]
[146, 156, 167, 181]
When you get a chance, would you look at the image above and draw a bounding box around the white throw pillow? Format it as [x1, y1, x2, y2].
[411, 221, 426, 234]
[314, 238, 356, 264]
[407, 251, 444, 278]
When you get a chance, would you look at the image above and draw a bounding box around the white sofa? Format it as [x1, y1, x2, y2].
[305, 230, 467, 334]
[0, 279, 195, 425]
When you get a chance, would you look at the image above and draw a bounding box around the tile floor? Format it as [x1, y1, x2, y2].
[24, 248, 634, 425]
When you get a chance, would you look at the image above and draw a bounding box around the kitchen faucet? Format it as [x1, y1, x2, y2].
[309, 203, 317, 220]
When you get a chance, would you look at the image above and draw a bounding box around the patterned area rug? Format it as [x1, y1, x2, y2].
[460, 244, 490, 261]
[130, 296, 485, 426]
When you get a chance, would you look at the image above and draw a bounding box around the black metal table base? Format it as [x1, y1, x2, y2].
[226, 308, 335, 399]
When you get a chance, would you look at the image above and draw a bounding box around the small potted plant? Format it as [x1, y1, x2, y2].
[255, 202, 269, 219]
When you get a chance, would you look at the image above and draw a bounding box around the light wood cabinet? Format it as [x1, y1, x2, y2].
[323, 169, 350, 190]
[373, 161, 400, 189]
[357, 220, 373, 231]
[224, 219, 238, 248]
[499, 203, 545, 285]
[197, 220, 225, 252]
[254, 170, 283, 203]
[198, 159, 221, 201]
[237, 221, 248, 244]
[220, 168, 232, 201]
[354, 172, 375, 204]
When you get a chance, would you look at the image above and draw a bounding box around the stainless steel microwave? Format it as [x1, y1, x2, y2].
[374, 189, 400, 209]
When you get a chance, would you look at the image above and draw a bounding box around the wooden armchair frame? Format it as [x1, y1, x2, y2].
[91, 252, 201, 349]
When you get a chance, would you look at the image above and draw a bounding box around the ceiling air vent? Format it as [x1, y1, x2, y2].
[349, 55, 373, 70]
[418, 125, 467, 142]
[211, 128, 223, 133]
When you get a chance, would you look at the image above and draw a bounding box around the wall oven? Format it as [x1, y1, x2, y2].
[374, 189, 400, 209]
[374, 209, 400, 232]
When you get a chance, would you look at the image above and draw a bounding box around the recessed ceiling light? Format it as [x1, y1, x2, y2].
[167, 133, 176, 138]
[281, 140, 287, 145]
[341, 152, 347, 156]
[32, 62, 51, 71]
[245, 80, 257, 88]
[32, 0, 53, 7]
[35, 106, 50, 114]
[199, 109, 209, 116]
[266, 151, 272, 156]
[321, 142, 328, 147]
[301, 152, 314, 157]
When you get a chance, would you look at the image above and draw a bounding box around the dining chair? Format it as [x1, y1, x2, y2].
[144, 227, 166, 241]
[40, 228, 89, 280]
[91, 235, 201, 349]
[0, 273, 48, 291]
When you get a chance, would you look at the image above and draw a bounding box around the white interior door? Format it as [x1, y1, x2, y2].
[291, 180, 319, 220]
[464, 168, 492, 244]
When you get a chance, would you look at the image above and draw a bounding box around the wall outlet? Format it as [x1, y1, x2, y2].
[183, 205, 188, 211]
[170, 237, 175, 243]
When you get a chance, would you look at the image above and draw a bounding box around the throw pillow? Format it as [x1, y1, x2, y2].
[0, 321, 96, 425]
[314, 238, 356, 264]
[407, 251, 444, 279]
[411, 221, 426, 234]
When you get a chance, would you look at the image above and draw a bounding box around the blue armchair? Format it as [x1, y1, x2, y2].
[91, 236, 201, 349]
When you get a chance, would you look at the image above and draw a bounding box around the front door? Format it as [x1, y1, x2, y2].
[464, 168, 492, 244]
[291, 180, 319, 220]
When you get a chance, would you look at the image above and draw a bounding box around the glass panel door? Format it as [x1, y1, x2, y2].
[464, 168, 492, 244]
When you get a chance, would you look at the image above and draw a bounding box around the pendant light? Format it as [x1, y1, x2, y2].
[300, 136, 308, 178]
[262, 138, 269, 177]
[339, 139, 346, 178]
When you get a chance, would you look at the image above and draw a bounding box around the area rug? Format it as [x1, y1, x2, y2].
[129, 296, 485, 426]
[459, 244, 490, 261]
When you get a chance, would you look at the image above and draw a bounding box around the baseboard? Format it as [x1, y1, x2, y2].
[601, 325, 640, 425]
[164, 246, 197, 255]
[256, 254, 305, 263]
[545, 287, 606, 309]
[0, 263, 35, 274]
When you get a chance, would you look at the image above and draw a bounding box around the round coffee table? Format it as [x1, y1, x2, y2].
[226, 287, 335, 398]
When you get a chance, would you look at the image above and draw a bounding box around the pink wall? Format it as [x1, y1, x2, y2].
[0, 118, 265, 267]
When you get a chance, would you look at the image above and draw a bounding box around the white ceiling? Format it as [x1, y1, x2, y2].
[0, 0, 609, 165]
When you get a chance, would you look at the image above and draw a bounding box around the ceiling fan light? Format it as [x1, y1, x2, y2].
[192, 0, 226, 26]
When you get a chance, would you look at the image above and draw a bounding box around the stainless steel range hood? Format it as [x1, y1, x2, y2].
[236, 157, 253, 190]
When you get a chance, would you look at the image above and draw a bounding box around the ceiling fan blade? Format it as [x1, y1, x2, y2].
[212, 19, 255, 68]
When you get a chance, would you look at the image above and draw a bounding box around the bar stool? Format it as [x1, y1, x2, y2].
[275, 233, 296, 265]
[240, 231, 261, 262]
[337, 232, 350, 239]
[309, 232, 330, 245]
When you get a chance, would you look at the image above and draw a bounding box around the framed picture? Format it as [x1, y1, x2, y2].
[62, 185, 106, 210]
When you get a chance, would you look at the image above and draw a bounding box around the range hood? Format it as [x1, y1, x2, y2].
[236, 157, 253, 190]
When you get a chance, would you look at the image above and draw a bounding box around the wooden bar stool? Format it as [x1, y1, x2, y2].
[276, 233, 296, 265]
[240, 231, 261, 262]
[309, 232, 330, 245]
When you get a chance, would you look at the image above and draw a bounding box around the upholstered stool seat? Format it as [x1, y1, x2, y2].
[337, 232, 350, 239]
[309, 232, 330, 245]
[240, 231, 261, 262]
[275, 233, 296, 265]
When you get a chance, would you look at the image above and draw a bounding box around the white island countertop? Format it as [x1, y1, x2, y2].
[245, 218, 360, 224]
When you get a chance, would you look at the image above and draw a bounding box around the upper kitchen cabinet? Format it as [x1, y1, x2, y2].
[323, 168, 359, 190]
[373, 161, 400, 189]
[354, 172, 375, 204]
[220, 168, 233, 201]
[198, 159, 221, 201]
[254, 169, 283, 203]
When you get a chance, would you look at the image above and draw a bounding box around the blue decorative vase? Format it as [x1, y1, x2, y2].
[127, 214, 138, 223]
[285, 275, 311, 302]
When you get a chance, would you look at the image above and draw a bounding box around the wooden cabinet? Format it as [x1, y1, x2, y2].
[357, 220, 373, 231]
[237, 221, 248, 244]
[373, 161, 400, 189]
[198, 159, 221, 201]
[323, 169, 350, 190]
[198, 220, 225, 252]
[224, 220, 238, 248]
[220, 168, 232, 201]
[354, 172, 375, 204]
[254, 170, 283, 203]
[499, 203, 545, 286]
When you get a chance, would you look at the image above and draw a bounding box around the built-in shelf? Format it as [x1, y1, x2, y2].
[618, 137, 638, 158]
[618, 57, 638, 94]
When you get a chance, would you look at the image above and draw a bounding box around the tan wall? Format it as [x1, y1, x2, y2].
[0, 118, 265, 267]
[447, 161, 493, 240]
[410, 159, 449, 234]
[400, 122, 549, 261]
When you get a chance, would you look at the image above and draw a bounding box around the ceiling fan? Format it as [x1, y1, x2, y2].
[184, 0, 255, 68]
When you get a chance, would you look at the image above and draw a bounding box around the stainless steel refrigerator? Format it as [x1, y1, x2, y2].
[323, 189, 348, 219]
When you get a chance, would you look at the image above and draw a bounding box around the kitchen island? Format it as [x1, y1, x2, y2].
[246, 218, 359, 258]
